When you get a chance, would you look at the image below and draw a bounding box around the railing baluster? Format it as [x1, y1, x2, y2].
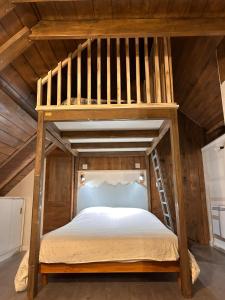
[97, 39, 101, 105]
[107, 38, 111, 105]
[67, 53, 72, 105]
[144, 38, 151, 104]
[87, 39, 91, 104]
[77, 45, 81, 105]
[47, 70, 52, 107]
[116, 38, 121, 104]
[163, 37, 172, 103]
[135, 38, 141, 104]
[57, 61, 62, 106]
[154, 37, 161, 103]
[37, 79, 42, 107]
[167, 37, 174, 102]
[125, 38, 131, 104]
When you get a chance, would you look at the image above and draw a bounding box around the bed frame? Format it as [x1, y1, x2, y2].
[27, 37, 192, 299]
[39, 261, 181, 286]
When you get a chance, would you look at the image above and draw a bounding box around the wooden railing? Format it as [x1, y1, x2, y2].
[36, 37, 175, 110]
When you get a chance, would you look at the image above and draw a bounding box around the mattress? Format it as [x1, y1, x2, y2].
[15, 207, 200, 292]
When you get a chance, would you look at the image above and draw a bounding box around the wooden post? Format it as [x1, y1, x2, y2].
[70, 155, 75, 219]
[145, 154, 152, 211]
[73, 155, 79, 217]
[27, 111, 46, 300]
[169, 110, 192, 298]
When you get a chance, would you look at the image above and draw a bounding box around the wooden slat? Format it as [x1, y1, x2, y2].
[77, 46, 81, 105]
[37, 79, 42, 107]
[135, 38, 141, 104]
[67, 53, 72, 105]
[116, 38, 121, 104]
[87, 39, 91, 104]
[57, 61, 62, 106]
[0, 27, 32, 71]
[61, 129, 159, 139]
[154, 38, 161, 103]
[125, 38, 131, 104]
[47, 70, 52, 106]
[71, 142, 151, 149]
[97, 39, 101, 104]
[164, 37, 172, 103]
[107, 38, 111, 104]
[144, 38, 151, 104]
[30, 19, 225, 39]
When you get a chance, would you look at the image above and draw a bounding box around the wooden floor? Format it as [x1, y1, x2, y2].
[1, 244, 225, 300]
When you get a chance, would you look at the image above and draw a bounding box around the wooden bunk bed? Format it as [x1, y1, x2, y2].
[28, 37, 192, 300]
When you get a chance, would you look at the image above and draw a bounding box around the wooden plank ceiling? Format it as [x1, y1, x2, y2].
[0, 0, 225, 194]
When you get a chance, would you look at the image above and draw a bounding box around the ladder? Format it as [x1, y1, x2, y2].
[151, 149, 174, 231]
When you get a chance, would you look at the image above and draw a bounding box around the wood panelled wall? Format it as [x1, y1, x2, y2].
[150, 112, 209, 245]
[43, 148, 74, 234]
[78, 153, 146, 170]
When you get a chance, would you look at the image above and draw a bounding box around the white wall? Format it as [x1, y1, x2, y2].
[77, 182, 148, 213]
[6, 170, 34, 251]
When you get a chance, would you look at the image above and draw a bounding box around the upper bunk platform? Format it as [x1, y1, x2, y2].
[36, 37, 177, 120]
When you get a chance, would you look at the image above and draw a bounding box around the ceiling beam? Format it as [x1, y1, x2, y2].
[61, 130, 159, 140]
[0, 0, 14, 19]
[79, 151, 146, 157]
[71, 142, 151, 150]
[30, 18, 225, 40]
[12, 0, 82, 2]
[0, 27, 33, 71]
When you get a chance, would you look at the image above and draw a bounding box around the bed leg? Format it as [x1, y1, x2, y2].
[40, 274, 48, 287]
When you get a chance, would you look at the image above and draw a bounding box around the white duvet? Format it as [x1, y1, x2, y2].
[15, 207, 200, 292]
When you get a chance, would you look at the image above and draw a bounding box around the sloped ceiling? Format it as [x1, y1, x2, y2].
[0, 0, 225, 194]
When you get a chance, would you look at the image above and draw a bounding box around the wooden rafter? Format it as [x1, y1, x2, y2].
[0, 0, 14, 19]
[146, 121, 170, 155]
[216, 37, 225, 123]
[30, 19, 225, 40]
[71, 142, 152, 150]
[0, 76, 75, 156]
[0, 27, 32, 71]
[61, 130, 159, 140]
